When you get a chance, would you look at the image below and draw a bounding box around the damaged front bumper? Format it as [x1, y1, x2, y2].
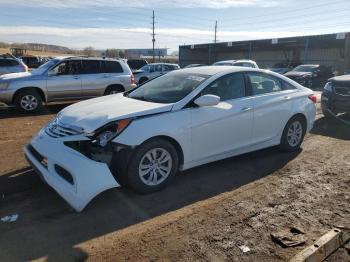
[24, 128, 120, 212]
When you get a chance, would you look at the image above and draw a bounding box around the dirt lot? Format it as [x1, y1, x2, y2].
[0, 102, 349, 261]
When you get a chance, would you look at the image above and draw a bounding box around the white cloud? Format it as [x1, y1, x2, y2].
[1, 0, 280, 9]
[0, 26, 307, 51]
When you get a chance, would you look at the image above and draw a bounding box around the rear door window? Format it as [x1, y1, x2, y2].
[102, 61, 123, 73]
[246, 73, 283, 95]
[0, 59, 19, 67]
[81, 60, 101, 74]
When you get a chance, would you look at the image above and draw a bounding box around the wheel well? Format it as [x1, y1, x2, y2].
[144, 136, 184, 167]
[290, 113, 307, 127]
[105, 84, 125, 93]
[12, 87, 46, 104]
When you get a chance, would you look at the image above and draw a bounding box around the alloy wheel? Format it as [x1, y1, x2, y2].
[20, 95, 38, 111]
[287, 121, 303, 147]
[138, 148, 172, 186]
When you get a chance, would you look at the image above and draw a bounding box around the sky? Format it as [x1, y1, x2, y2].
[0, 0, 349, 52]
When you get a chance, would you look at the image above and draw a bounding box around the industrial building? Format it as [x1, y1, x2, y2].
[179, 32, 350, 70]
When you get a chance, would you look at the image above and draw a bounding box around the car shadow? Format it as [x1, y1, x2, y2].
[0, 146, 301, 261]
[310, 116, 350, 140]
[0, 102, 73, 120]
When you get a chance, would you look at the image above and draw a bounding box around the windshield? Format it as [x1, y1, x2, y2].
[292, 65, 317, 72]
[31, 59, 59, 75]
[128, 71, 210, 103]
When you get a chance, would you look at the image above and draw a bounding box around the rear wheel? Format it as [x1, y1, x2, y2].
[14, 90, 43, 113]
[279, 116, 306, 152]
[104, 85, 124, 95]
[126, 138, 179, 193]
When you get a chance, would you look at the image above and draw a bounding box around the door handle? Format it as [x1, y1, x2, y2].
[241, 107, 252, 112]
[284, 96, 291, 100]
[73, 76, 80, 79]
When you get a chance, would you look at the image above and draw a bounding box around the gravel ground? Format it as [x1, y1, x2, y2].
[0, 101, 349, 261]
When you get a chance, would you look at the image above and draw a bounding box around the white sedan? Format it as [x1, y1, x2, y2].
[24, 66, 316, 211]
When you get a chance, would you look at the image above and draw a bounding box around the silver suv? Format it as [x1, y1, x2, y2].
[0, 57, 136, 112]
[134, 63, 180, 84]
[0, 57, 28, 75]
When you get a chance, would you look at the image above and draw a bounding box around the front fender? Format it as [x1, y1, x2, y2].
[114, 110, 192, 166]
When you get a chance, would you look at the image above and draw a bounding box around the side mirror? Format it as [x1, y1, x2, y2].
[194, 94, 220, 107]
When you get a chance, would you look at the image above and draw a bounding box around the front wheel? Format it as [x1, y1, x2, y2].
[15, 90, 43, 113]
[279, 116, 306, 152]
[126, 139, 179, 193]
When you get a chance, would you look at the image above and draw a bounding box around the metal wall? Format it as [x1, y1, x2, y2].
[179, 33, 349, 70]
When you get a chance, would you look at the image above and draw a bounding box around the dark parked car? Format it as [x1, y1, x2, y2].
[269, 62, 300, 74]
[21, 56, 41, 68]
[126, 59, 148, 72]
[284, 64, 333, 89]
[321, 74, 350, 121]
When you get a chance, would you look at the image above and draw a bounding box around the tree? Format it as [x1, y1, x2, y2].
[83, 46, 96, 57]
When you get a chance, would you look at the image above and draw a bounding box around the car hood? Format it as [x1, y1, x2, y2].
[58, 93, 173, 133]
[0, 72, 32, 81]
[284, 71, 311, 77]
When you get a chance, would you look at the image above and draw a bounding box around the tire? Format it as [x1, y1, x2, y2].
[322, 108, 336, 122]
[138, 77, 148, 85]
[14, 89, 43, 113]
[104, 85, 124, 95]
[126, 138, 179, 193]
[279, 115, 306, 152]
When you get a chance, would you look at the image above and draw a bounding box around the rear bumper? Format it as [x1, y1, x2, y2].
[24, 130, 119, 212]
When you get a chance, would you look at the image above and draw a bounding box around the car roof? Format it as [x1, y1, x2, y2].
[179, 65, 267, 76]
[147, 63, 178, 65]
[234, 59, 255, 63]
[297, 64, 319, 67]
[214, 60, 236, 63]
[55, 56, 123, 62]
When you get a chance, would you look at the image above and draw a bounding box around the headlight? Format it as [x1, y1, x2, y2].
[324, 82, 332, 92]
[0, 82, 9, 90]
[92, 119, 131, 147]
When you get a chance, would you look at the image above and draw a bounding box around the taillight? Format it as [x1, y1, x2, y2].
[131, 74, 135, 85]
[308, 94, 317, 104]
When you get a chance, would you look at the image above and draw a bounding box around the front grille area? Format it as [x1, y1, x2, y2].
[27, 144, 48, 169]
[45, 119, 83, 138]
[334, 86, 350, 96]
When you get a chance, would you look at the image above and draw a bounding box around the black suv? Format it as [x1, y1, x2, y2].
[321, 74, 350, 121]
[284, 64, 333, 89]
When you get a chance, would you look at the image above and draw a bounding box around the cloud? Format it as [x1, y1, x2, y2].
[0, 26, 307, 50]
[0, 0, 280, 9]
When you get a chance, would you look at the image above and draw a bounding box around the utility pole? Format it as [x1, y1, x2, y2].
[214, 20, 218, 43]
[152, 10, 156, 62]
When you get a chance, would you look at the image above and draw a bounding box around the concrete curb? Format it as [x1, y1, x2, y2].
[290, 228, 350, 262]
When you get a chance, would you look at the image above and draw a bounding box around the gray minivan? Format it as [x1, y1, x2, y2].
[0, 57, 136, 112]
